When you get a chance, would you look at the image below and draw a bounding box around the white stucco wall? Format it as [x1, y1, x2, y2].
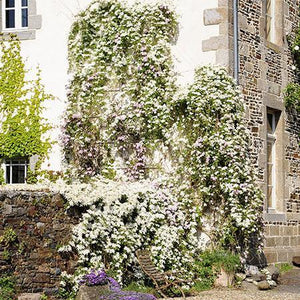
[19, 0, 218, 170]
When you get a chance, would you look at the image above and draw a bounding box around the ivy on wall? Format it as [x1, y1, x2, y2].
[0, 37, 52, 160]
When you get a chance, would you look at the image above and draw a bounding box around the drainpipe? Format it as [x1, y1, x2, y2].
[233, 0, 239, 85]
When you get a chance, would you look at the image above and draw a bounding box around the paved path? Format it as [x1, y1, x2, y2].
[160, 268, 300, 300]
[276, 268, 300, 294]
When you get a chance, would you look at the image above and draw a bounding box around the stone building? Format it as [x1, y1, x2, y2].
[202, 0, 300, 263]
[0, 0, 300, 264]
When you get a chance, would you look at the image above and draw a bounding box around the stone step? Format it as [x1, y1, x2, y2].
[18, 293, 41, 300]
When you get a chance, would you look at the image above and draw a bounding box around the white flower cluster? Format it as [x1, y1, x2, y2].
[63, 0, 178, 179]
[56, 177, 199, 285]
[169, 66, 264, 254]
[56, 0, 265, 292]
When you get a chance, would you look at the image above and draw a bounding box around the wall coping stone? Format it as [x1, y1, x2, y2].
[0, 184, 49, 192]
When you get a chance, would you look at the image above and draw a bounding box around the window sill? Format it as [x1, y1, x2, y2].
[1, 29, 35, 40]
[265, 40, 284, 54]
[263, 211, 286, 222]
[2, 27, 29, 32]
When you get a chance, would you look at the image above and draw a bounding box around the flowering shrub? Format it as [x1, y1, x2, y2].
[172, 66, 264, 253]
[58, 0, 264, 297]
[55, 178, 199, 288]
[63, 0, 178, 179]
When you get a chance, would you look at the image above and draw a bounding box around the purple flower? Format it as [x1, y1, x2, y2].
[211, 176, 217, 182]
[108, 277, 121, 292]
[80, 270, 108, 286]
[88, 74, 96, 81]
[80, 270, 123, 293]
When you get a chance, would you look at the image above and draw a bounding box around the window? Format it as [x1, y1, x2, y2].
[266, 109, 279, 210]
[5, 158, 28, 184]
[265, 0, 284, 46]
[267, 112, 275, 209]
[3, 0, 28, 30]
[266, 0, 275, 43]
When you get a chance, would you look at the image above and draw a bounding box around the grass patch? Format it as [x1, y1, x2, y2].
[189, 278, 213, 294]
[276, 263, 293, 274]
[123, 282, 155, 295]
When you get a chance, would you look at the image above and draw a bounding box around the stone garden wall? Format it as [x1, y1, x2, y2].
[0, 190, 79, 295]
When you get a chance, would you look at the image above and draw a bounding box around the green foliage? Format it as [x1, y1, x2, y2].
[123, 282, 155, 295]
[26, 167, 39, 184]
[205, 250, 241, 273]
[26, 161, 64, 184]
[285, 24, 300, 112]
[191, 250, 241, 291]
[190, 279, 213, 293]
[39, 170, 64, 183]
[0, 36, 52, 160]
[40, 293, 48, 300]
[0, 228, 20, 263]
[0, 275, 16, 300]
[276, 262, 293, 274]
[0, 166, 4, 185]
[284, 82, 300, 111]
[2, 249, 11, 261]
[17, 241, 26, 254]
[0, 227, 17, 246]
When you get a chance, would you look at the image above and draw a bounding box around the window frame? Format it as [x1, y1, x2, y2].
[264, 0, 284, 48]
[267, 135, 276, 209]
[266, 109, 279, 211]
[265, 0, 275, 44]
[5, 157, 28, 184]
[2, 0, 29, 32]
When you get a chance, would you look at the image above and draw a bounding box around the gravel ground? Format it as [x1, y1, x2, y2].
[159, 287, 300, 300]
[159, 268, 300, 300]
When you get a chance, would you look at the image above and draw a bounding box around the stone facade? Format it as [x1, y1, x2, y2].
[0, 190, 79, 296]
[204, 0, 300, 263]
[264, 221, 300, 263]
